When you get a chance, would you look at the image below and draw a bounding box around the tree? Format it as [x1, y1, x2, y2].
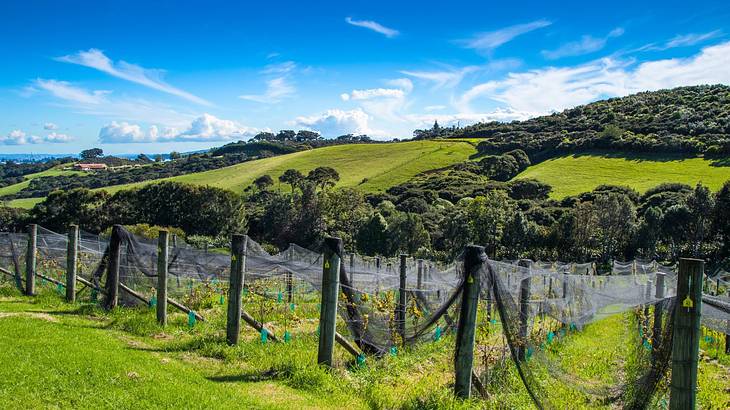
[686, 183, 714, 257]
[356, 212, 389, 255]
[307, 167, 340, 190]
[154, 154, 164, 162]
[137, 153, 151, 162]
[637, 207, 663, 258]
[714, 180, 730, 257]
[386, 212, 430, 255]
[253, 131, 276, 141]
[592, 193, 636, 262]
[295, 130, 321, 142]
[275, 130, 296, 141]
[253, 174, 274, 191]
[465, 191, 513, 257]
[169, 151, 181, 160]
[30, 188, 110, 233]
[279, 169, 304, 193]
[80, 148, 103, 160]
[321, 188, 370, 250]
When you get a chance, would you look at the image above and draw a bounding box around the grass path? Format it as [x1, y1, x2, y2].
[0, 297, 363, 409]
[516, 152, 730, 198]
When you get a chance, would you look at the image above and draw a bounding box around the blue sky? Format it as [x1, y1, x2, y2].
[2, 0, 730, 154]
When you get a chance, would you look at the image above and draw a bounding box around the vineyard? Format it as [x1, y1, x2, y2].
[1, 225, 729, 409]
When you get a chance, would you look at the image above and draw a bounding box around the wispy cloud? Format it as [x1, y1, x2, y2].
[542, 28, 624, 60]
[240, 77, 296, 103]
[457, 41, 730, 115]
[460, 19, 551, 52]
[401, 66, 480, 89]
[294, 109, 374, 137]
[345, 17, 399, 38]
[34, 79, 110, 104]
[56, 48, 211, 106]
[664, 30, 723, 49]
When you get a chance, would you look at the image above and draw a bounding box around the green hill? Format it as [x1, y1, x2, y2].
[515, 152, 730, 198]
[4, 139, 478, 208]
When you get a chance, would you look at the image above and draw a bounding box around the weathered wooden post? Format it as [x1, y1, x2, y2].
[417, 259, 423, 291]
[65, 224, 78, 302]
[286, 270, 293, 303]
[104, 225, 122, 310]
[643, 279, 652, 330]
[318, 237, 342, 367]
[349, 253, 355, 284]
[651, 272, 665, 355]
[226, 234, 246, 345]
[454, 245, 483, 399]
[669, 258, 704, 410]
[156, 230, 169, 326]
[517, 259, 531, 361]
[25, 224, 37, 296]
[375, 256, 381, 294]
[397, 254, 408, 344]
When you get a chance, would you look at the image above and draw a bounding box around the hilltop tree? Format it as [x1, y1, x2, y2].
[686, 183, 714, 257]
[356, 212, 389, 255]
[279, 169, 304, 193]
[307, 167, 340, 190]
[80, 148, 103, 160]
[714, 181, 730, 257]
[169, 151, 181, 160]
[592, 193, 636, 262]
[253, 174, 274, 191]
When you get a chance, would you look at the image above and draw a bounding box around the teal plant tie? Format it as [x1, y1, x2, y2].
[242, 287, 248, 296]
[284, 330, 291, 343]
[490, 319, 497, 325]
[260, 329, 268, 344]
[289, 303, 295, 312]
[433, 325, 442, 342]
[188, 311, 196, 328]
[56, 283, 64, 294]
[277, 291, 283, 303]
[356, 353, 366, 367]
[569, 323, 576, 331]
[219, 294, 225, 305]
[559, 329, 566, 337]
[389, 346, 397, 356]
[91, 289, 98, 303]
[547, 331, 555, 343]
[150, 295, 157, 308]
[526, 347, 533, 360]
[643, 340, 652, 351]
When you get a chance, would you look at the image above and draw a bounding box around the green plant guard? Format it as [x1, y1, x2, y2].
[389, 346, 397, 356]
[547, 331, 555, 343]
[284, 330, 291, 343]
[526, 347, 533, 359]
[91, 289, 98, 303]
[260, 329, 268, 343]
[219, 294, 225, 305]
[149, 295, 157, 308]
[277, 291, 283, 303]
[188, 311, 196, 328]
[356, 353, 366, 367]
[56, 283, 64, 294]
[289, 303, 295, 311]
[433, 325, 442, 342]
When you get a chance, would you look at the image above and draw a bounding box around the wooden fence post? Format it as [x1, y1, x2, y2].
[65, 225, 78, 302]
[156, 230, 169, 326]
[25, 224, 37, 296]
[349, 253, 355, 284]
[104, 225, 122, 310]
[517, 260, 531, 361]
[226, 234, 246, 345]
[397, 254, 408, 344]
[317, 237, 342, 367]
[454, 245, 483, 399]
[417, 259, 423, 291]
[651, 272, 665, 357]
[669, 258, 704, 410]
[286, 271, 293, 303]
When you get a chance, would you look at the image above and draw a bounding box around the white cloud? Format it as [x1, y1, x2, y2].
[240, 77, 296, 103]
[43, 122, 59, 130]
[385, 78, 413, 93]
[541, 28, 624, 60]
[460, 20, 551, 52]
[294, 109, 373, 137]
[35, 79, 109, 104]
[664, 30, 723, 49]
[401, 66, 479, 89]
[261, 61, 296, 75]
[56, 48, 211, 106]
[98, 114, 257, 143]
[457, 40, 730, 114]
[1, 129, 73, 145]
[424, 105, 447, 111]
[407, 108, 535, 128]
[345, 17, 399, 38]
[345, 88, 405, 100]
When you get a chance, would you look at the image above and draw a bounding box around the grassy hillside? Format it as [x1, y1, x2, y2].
[3, 139, 477, 209]
[515, 152, 730, 198]
[0, 168, 80, 197]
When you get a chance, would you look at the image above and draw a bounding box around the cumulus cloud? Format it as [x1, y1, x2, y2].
[457, 41, 730, 114]
[460, 20, 551, 52]
[56, 49, 211, 106]
[294, 109, 372, 137]
[98, 113, 257, 143]
[407, 108, 535, 128]
[345, 17, 399, 38]
[1, 129, 73, 145]
[542, 28, 624, 60]
[44, 122, 59, 130]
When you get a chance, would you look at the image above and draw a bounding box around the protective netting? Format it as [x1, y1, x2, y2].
[1, 225, 729, 409]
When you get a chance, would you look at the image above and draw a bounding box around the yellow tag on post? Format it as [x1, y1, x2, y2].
[324, 260, 330, 269]
[682, 296, 694, 308]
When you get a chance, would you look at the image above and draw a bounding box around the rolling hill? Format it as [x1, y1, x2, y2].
[3, 139, 478, 208]
[515, 152, 730, 198]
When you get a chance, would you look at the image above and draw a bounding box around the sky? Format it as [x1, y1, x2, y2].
[1, 0, 730, 154]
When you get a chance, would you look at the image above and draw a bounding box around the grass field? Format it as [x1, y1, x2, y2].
[0, 279, 728, 409]
[516, 152, 730, 198]
[3, 140, 477, 209]
[0, 168, 80, 197]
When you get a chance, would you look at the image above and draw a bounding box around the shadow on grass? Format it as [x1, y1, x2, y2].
[206, 369, 286, 383]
